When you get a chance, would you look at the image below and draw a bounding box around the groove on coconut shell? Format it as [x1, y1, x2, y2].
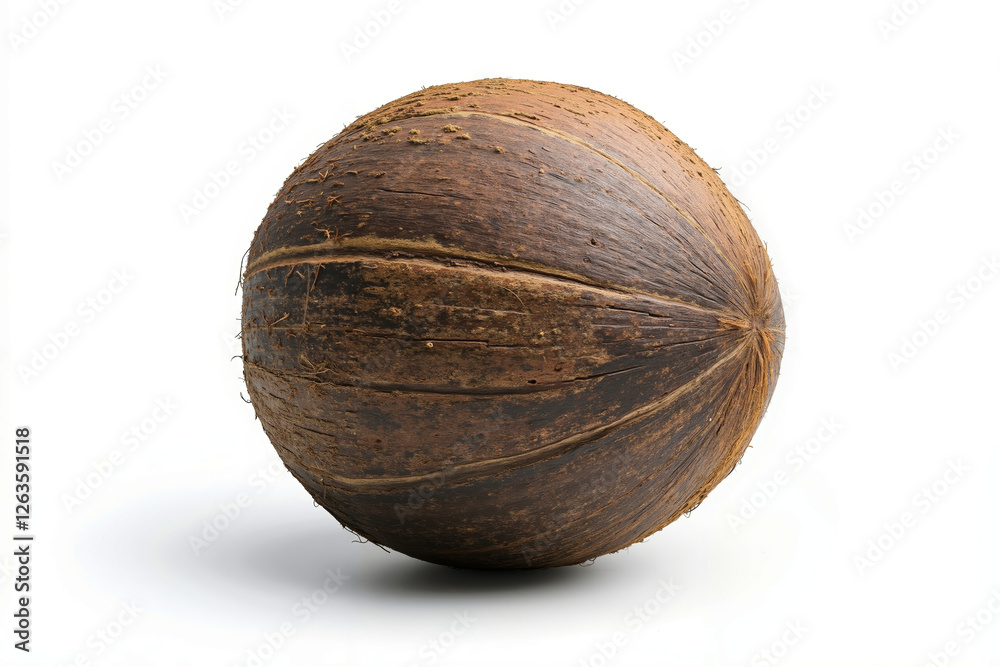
[241, 78, 785, 569]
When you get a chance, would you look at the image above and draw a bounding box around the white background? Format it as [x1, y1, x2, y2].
[3, 0, 999, 665]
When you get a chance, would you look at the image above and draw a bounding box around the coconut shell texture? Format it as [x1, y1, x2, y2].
[241, 78, 785, 569]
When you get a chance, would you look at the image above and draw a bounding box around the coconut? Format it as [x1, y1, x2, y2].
[240, 78, 785, 569]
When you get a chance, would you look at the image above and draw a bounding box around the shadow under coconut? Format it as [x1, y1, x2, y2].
[359, 557, 595, 597]
[227, 516, 601, 596]
[185, 509, 594, 598]
[202, 520, 364, 590]
[73, 484, 647, 632]
[165, 497, 602, 604]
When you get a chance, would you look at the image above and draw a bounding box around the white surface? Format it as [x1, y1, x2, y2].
[3, 0, 999, 665]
